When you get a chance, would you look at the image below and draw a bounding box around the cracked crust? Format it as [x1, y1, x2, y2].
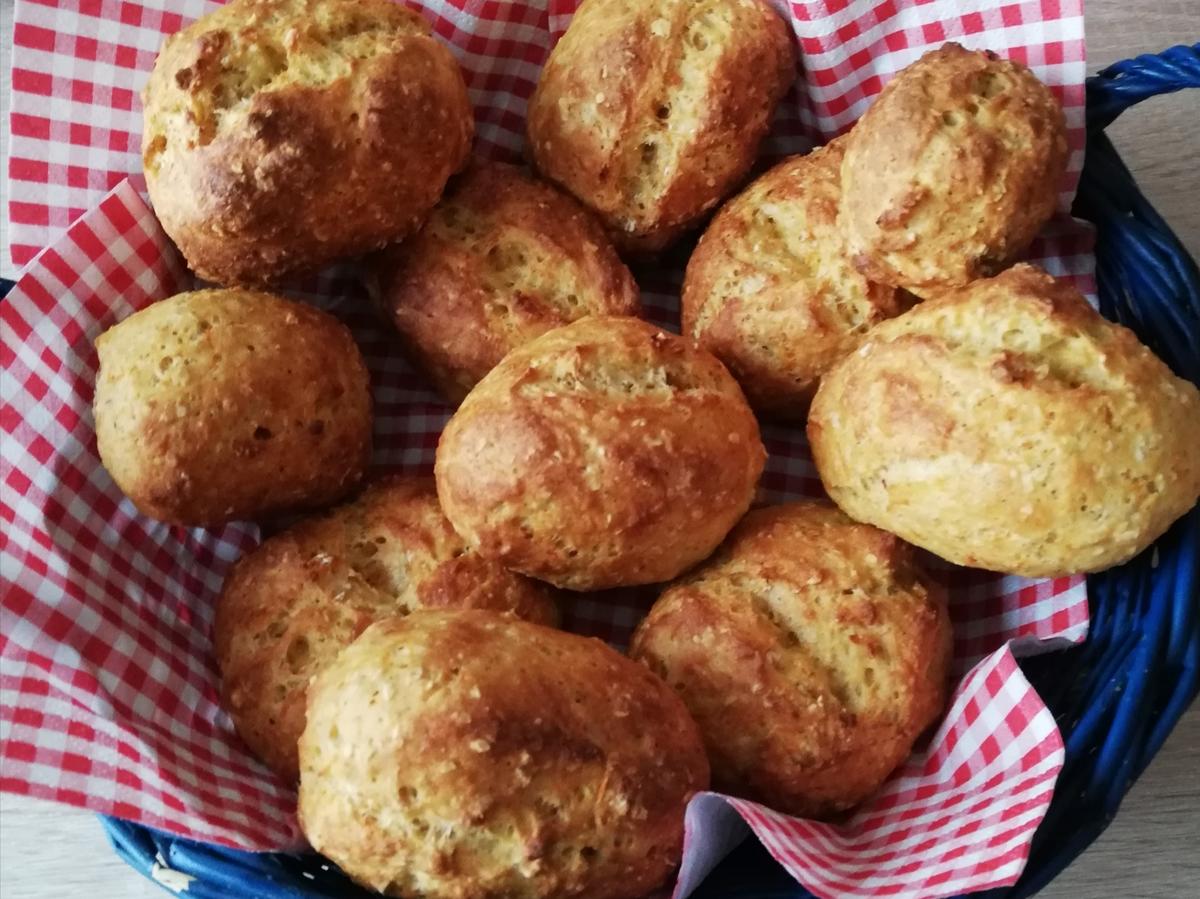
[840, 43, 1068, 293]
[631, 501, 951, 819]
[376, 161, 641, 403]
[214, 475, 558, 783]
[526, 0, 795, 254]
[142, 0, 472, 286]
[298, 610, 708, 899]
[682, 137, 905, 417]
[434, 316, 765, 590]
[808, 264, 1200, 575]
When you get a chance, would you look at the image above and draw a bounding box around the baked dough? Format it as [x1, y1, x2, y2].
[809, 264, 1200, 576]
[435, 316, 765, 590]
[377, 160, 640, 402]
[214, 475, 557, 781]
[840, 43, 1068, 293]
[299, 610, 708, 899]
[527, 0, 795, 254]
[94, 288, 371, 525]
[683, 137, 905, 417]
[632, 501, 950, 818]
[142, 0, 472, 286]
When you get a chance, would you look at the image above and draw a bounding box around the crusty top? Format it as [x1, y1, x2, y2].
[299, 610, 709, 899]
[683, 137, 905, 417]
[435, 316, 765, 590]
[809, 264, 1200, 576]
[631, 502, 950, 818]
[94, 288, 371, 526]
[527, 0, 796, 254]
[214, 475, 557, 782]
[377, 160, 641, 402]
[840, 43, 1068, 293]
[142, 0, 473, 286]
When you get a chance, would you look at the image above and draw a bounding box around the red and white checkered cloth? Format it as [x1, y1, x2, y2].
[3, 3, 1091, 898]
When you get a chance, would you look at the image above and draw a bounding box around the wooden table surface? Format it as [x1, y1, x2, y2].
[1, 1, 1196, 897]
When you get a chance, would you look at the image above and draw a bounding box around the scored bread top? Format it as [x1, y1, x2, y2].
[809, 264, 1200, 576]
[527, 0, 796, 253]
[840, 43, 1068, 294]
[377, 161, 641, 403]
[299, 610, 709, 899]
[632, 501, 951, 818]
[683, 137, 905, 417]
[435, 316, 765, 590]
[214, 475, 558, 782]
[142, 0, 473, 286]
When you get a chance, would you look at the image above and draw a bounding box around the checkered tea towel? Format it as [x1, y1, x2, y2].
[4, 3, 1091, 898]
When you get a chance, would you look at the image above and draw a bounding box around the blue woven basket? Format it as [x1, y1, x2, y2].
[89, 44, 1200, 898]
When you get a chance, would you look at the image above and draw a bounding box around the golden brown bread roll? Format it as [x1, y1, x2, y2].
[809, 264, 1200, 576]
[142, 0, 473, 286]
[631, 502, 951, 818]
[94, 288, 370, 525]
[214, 475, 557, 782]
[377, 160, 641, 402]
[435, 316, 765, 590]
[682, 137, 905, 417]
[527, 0, 796, 254]
[299, 610, 709, 899]
[840, 43, 1068, 294]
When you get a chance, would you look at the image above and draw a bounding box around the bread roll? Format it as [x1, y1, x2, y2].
[632, 502, 950, 818]
[94, 288, 370, 525]
[809, 264, 1200, 576]
[377, 160, 641, 402]
[299, 610, 708, 899]
[527, 0, 795, 254]
[214, 476, 557, 782]
[840, 43, 1068, 293]
[435, 316, 765, 590]
[142, 0, 472, 286]
[683, 137, 905, 417]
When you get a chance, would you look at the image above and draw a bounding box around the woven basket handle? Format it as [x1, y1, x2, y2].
[1086, 43, 1200, 131]
[1074, 42, 1200, 384]
[1011, 45, 1200, 899]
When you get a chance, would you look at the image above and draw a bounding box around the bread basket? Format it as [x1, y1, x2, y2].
[61, 42, 1198, 898]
